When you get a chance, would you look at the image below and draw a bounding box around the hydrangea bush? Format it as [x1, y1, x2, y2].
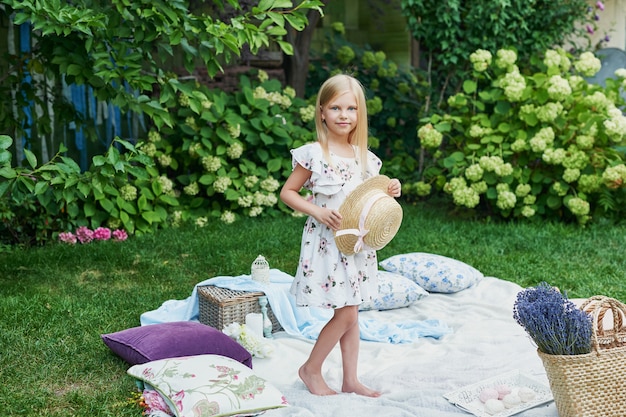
[143, 72, 316, 226]
[415, 48, 626, 224]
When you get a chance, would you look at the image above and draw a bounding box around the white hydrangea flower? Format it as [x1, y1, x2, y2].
[158, 154, 172, 167]
[515, 184, 531, 197]
[470, 181, 488, 194]
[213, 176, 232, 193]
[201, 155, 221, 172]
[615, 68, 626, 79]
[238, 195, 254, 208]
[511, 139, 527, 152]
[469, 49, 492, 72]
[418, 123, 443, 148]
[536, 102, 563, 123]
[260, 177, 280, 192]
[249, 206, 263, 217]
[120, 184, 138, 201]
[547, 75, 572, 101]
[543, 50, 562, 69]
[523, 195, 537, 205]
[158, 175, 174, 193]
[226, 142, 243, 159]
[299, 105, 316, 123]
[452, 186, 480, 208]
[244, 175, 259, 189]
[465, 163, 484, 182]
[495, 49, 517, 69]
[530, 127, 555, 153]
[574, 52, 602, 77]
[568, 75, 586, 91]
[148, 130, 161, 143]
[258, 70, 269, 83]
[521, 206, 536, 218]
[542, 148, 566, 165]
[188, 142, 202, 157]
[603, 107, 626, 141]
[567, 197, 590, 216]
[500, 68, 526, 101]
[575, 135, 595, 150]
[195, 216, 208, 227]
[220, 210, 236, 224]
[183, 182, 200, 196]
[227, 124, 241, 139]
[496, 190, 517, 210]
[563, 168, 581, 183]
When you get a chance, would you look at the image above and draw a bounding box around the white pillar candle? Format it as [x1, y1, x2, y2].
[245, 313, 264, 339]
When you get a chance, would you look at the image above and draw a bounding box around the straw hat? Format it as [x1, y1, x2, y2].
[334, 175, 403, 256]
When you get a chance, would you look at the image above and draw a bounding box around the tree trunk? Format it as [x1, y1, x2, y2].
[283, 2, 328, 98]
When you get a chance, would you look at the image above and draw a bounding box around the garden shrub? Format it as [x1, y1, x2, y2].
[144, 71, 316, 226]
[415, 48, 626, 224]
[0, 135, 172, 246]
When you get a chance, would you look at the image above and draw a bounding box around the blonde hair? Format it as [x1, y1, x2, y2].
[315, 74, 369, 177]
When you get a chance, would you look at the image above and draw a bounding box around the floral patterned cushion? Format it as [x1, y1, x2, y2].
[127, 354, 288, 417]
[359, 271, 429, 311]
[379, 253, 483, 293]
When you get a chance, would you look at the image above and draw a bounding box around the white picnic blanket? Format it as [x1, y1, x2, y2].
[252, 276, 558, 417]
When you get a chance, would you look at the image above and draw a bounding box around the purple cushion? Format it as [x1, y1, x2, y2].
[101, 321, 253, 368]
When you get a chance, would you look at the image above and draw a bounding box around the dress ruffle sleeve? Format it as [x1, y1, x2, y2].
[291, 143, 384, 196]
[291, 143, 343, 195]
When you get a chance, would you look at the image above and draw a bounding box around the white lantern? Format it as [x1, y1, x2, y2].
[251, 255, 270, 285]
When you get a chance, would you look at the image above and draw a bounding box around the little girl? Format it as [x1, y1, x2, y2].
[280, 74, 401, 397]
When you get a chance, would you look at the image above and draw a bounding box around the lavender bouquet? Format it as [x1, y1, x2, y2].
[513, 282, 592, 355]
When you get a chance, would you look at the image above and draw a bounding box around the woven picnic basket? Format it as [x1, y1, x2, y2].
[537, 295, 626, 417]
[197, 285, 283, 333]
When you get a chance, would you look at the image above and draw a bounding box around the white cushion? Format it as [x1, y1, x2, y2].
[379, 252, 483, 293]
[360, 271, 429, 311]
[127, 354, 288, 417]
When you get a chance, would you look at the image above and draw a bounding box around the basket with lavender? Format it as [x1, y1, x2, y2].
[513, 282, 592, 355]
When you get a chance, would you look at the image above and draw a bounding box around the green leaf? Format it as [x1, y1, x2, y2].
[267, 158, 282, 172]
[24, 149, 37, 169]
[0, 135, 12, 149]
[462, 80, 477, 94]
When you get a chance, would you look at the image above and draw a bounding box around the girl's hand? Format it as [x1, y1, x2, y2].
[388, 178, 402, 198]
[314, 207, 343, 231]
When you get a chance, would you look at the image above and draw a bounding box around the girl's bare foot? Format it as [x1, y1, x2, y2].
[299, 365, 337, 396]
[342, 381, 381, 397]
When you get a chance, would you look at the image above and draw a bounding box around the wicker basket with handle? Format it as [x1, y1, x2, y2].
[197, 285, 283, 333]
[537, 295, 626, 417]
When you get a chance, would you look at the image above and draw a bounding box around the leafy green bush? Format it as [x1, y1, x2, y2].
[306, 22, 429, 183]
[0, 135, 174, 245]
[416, 48, 626, 224]
[400, 0, 606, 108]
[144, 71, 316, 225]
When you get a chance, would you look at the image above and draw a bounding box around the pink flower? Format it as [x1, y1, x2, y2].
[93, 227, 111, 241]
[142, 389, 174, 415]
[586, 24, 594, 34]
[596, 1, 604, 11]
[75, 226, 94, 244]
[112, 229, 128, 241]
[58, 232, 77, 244]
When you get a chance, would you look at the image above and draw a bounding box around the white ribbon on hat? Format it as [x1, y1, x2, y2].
[335, 192, 387, 254]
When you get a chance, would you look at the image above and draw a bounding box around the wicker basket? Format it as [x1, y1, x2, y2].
[197, 285, 283, 333]
[537, 295, 626, 417]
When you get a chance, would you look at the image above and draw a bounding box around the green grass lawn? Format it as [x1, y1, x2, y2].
[1, 201, 624, 416]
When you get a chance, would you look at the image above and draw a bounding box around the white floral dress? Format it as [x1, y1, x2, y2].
[289, 142, 383, 309]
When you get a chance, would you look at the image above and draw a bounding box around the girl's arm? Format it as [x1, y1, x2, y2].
[280, 164, 343, 231]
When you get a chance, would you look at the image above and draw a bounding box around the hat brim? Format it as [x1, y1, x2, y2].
[334, 175, 403, 256]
